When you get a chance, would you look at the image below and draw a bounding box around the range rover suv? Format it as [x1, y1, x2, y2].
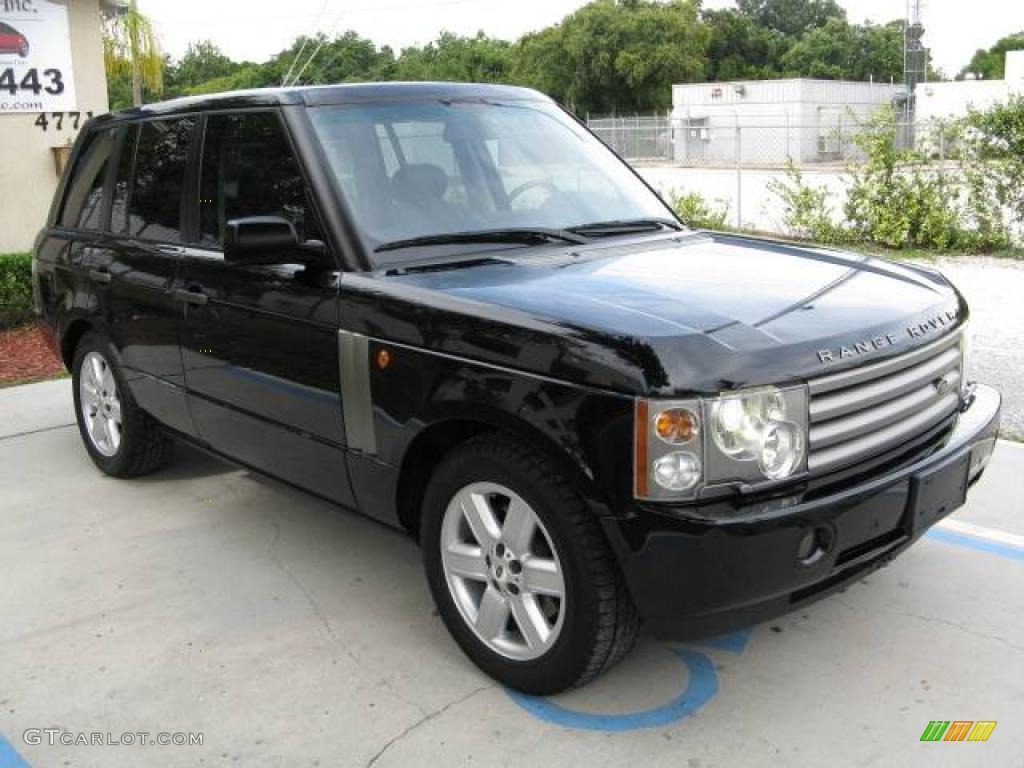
[33, 83, 1001, 694]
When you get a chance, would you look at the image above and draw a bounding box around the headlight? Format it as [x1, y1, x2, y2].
[635, 385, 809, 501]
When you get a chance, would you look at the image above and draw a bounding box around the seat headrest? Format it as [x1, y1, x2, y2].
[391, 163, 448, 206]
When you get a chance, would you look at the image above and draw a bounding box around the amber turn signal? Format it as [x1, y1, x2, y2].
[376, 348, 392, 370]
[654, 407, 698, 444]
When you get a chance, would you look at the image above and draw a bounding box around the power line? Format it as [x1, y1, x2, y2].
[280, 0, 327, 85]
[287, 5, 350, 86]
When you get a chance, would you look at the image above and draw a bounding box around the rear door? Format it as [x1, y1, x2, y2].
[54, 118, 197, 438]
[177, 109, 353, 505]
[95, 116, 197, 436]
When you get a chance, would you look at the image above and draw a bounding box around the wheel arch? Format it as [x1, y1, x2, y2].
[394, 407, 613, 537]
[60, 316, 97, 369]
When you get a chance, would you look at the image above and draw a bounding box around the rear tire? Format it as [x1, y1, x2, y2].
[421, 433, 638, 694]
[72, 332, 173, 477]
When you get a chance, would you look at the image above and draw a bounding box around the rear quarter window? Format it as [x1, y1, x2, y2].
[59, 128, 116, 230]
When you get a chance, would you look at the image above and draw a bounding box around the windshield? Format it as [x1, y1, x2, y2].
[307, 98, 678, 265]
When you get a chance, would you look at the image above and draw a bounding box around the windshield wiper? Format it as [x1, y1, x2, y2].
[375, 228, 587, 253]
[384, 256, 511, 275]
[568, 218, 685, 236]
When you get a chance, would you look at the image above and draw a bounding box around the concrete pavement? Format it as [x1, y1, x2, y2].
[1, 379, 1021, 767]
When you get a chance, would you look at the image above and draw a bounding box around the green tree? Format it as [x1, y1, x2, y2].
[781, 19, 903, 82]
[166, 40, 239, 95]
[395, 32, 513, 83]
[960, 32, 1024, 80]
[736, 0, 845, 37]
[296, 32, 397, 84]
[103, 0, 163, 107]
[513, 0, 708, 114]
[702, 8, 789, 80]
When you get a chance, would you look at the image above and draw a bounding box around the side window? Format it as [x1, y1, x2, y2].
[60, 128, 116, 230]
[126, 117, 196, 242]
[198, 111, 319, 247]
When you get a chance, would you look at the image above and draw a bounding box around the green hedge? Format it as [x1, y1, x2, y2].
[0, 252, 34, 330]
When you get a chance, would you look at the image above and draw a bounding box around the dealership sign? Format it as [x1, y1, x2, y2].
[0, 0, 76, 113]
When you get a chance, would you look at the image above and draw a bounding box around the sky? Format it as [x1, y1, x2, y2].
[138, 0, 1024, 78]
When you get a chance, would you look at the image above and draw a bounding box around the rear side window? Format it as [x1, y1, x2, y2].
[198, 111, 317, 246]
[60, 128, 116, 230]
[125, 117, 196, 242]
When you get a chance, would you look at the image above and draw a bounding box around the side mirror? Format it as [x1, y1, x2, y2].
[224, 216, 314, 265]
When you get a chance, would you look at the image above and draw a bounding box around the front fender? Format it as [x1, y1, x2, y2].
[345, 336, 634, 529]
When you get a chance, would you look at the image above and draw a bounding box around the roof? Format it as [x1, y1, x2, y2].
[92, 82, 550, 124]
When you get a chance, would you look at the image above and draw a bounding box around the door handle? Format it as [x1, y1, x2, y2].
[87, 268, 112, 284]
[173, 287, 209, 306]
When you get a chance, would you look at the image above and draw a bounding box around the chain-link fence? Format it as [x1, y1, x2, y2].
[586, 112, 954, 167]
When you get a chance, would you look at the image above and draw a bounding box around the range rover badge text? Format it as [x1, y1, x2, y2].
[817, 310, 959, 365]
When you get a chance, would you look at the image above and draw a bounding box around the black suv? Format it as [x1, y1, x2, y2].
[33, 83, 1001, 694]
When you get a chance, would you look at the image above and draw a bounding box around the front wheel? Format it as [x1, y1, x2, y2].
[421, 434, 638, 694]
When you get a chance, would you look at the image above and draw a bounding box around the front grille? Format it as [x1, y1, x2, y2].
[807, 330, 963, 474]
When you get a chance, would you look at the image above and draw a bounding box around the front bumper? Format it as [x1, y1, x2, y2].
[603, 384, 1002, 640]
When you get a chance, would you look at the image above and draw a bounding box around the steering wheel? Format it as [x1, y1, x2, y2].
[507, 179, 561, 207]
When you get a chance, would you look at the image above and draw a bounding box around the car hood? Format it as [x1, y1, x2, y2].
[356, 232, 964, 394]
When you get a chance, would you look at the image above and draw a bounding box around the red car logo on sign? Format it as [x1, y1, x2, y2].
[0, 21, 30, 58]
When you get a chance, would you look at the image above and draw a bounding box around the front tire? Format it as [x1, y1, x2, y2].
[72, 332, 173, 477]
[422, 433, 638, 694]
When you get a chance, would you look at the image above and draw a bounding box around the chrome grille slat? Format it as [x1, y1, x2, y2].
[807, 330, 963, 474]
[810, 347, 960, 422]
[809, 394, 960, 473]
[809, 372, 960, 450]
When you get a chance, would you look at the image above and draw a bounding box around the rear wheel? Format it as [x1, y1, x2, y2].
[422, 433, 638, 694]
[72, 332, 173, 477]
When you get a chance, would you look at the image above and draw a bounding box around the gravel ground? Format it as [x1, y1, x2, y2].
[932, 256, 1024, 438]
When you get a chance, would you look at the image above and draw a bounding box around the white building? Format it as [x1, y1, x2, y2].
[670, 79, 900, 165]
[0, 0, 111, 253]
[916, 50, 1024, 124]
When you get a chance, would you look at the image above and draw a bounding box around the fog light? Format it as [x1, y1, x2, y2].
[796, 526, 832, 565]
[653, 452, 701, 491]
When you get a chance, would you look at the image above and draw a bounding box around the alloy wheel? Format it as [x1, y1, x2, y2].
[79, 351, 122, 457]
[440, 481, 566, 661]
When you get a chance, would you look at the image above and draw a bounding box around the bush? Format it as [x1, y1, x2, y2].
[0, 252, 34, 330]
[767, 161, 848, 244]
[767, 105, 1014, 252]
[841, 108, 997, 251]
[668, 190, 730, 230]
[963, 95, 1024, 241]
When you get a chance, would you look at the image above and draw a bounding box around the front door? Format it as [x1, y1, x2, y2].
[178, 110, 353, 506]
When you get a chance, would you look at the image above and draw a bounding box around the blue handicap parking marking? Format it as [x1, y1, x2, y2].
[506, 648, 719, 732]
[926, 528, 1024, 562]
[506, 627, 755, 732]
[0, 734, 31, 768]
